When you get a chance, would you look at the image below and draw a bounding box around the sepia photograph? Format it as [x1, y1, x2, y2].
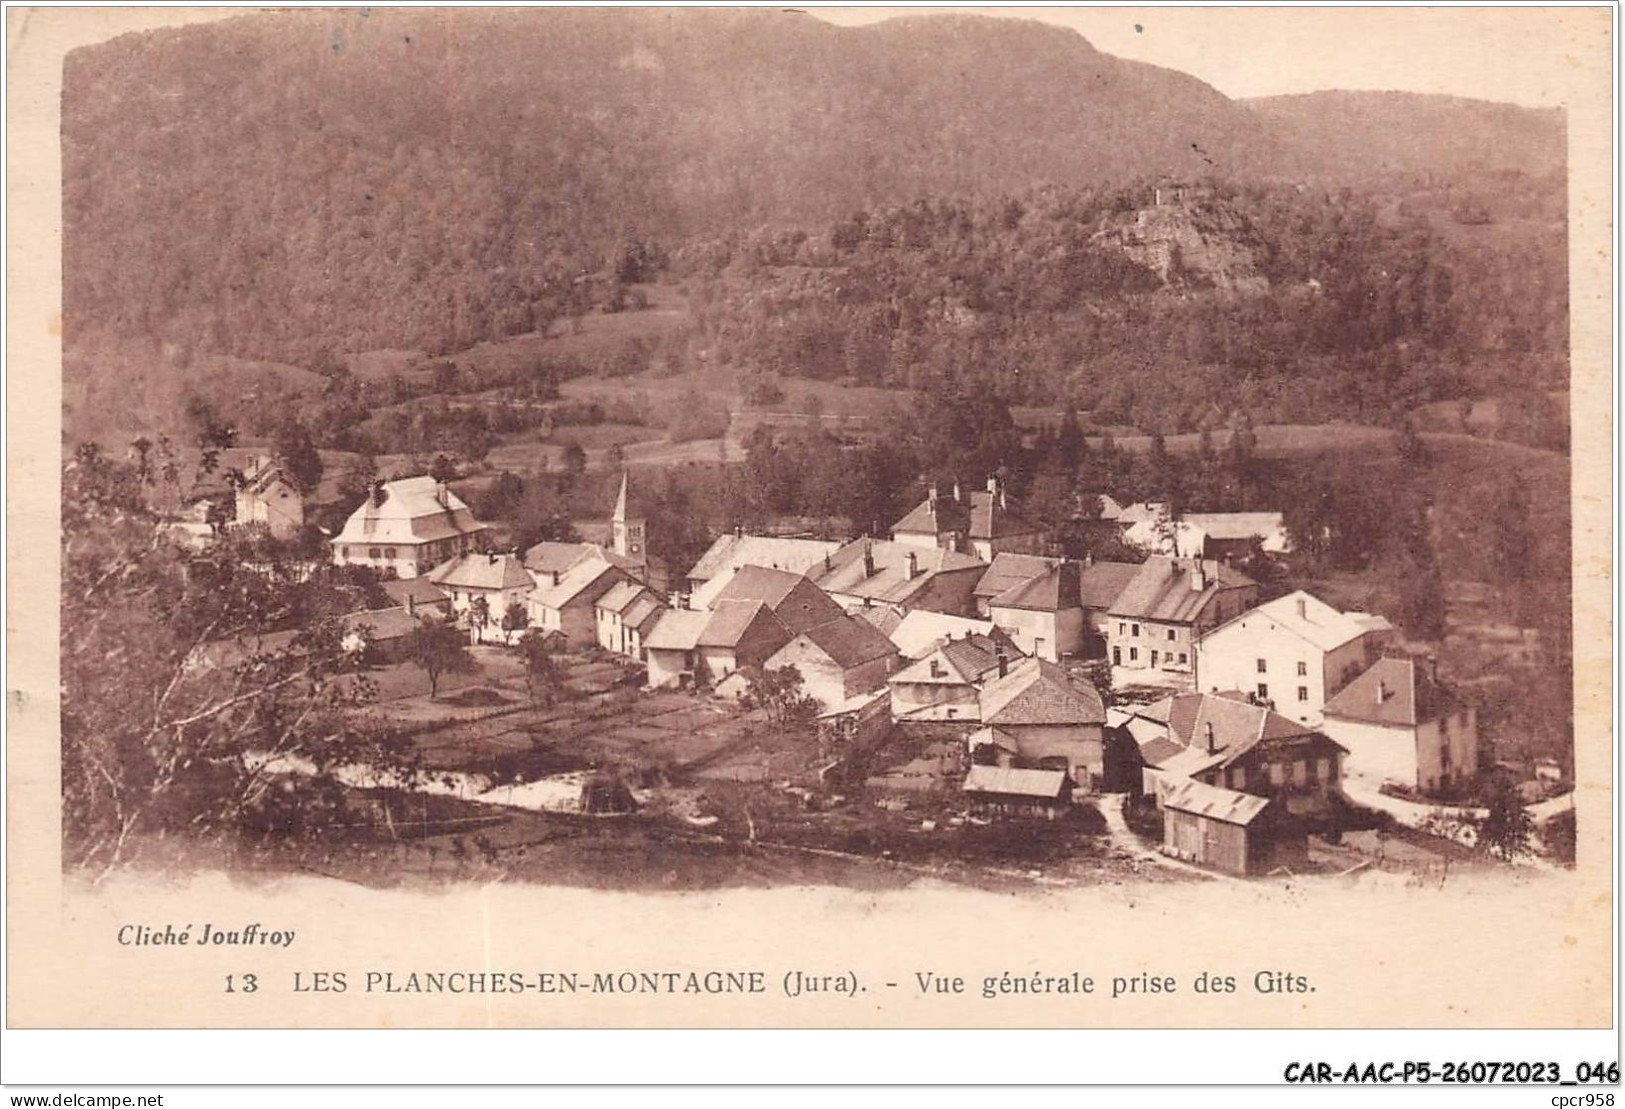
[4, 0, 1616, 1073]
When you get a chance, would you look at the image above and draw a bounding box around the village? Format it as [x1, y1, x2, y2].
[150, 443, 1575, 890]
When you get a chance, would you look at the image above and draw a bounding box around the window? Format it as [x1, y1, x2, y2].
[1292, 760, 1308, 787]
[1256, 658, 1268, 673]
[1150, 650, 1159, 668]
[1132, 624, 1141, 638]
[369, 547, 380, 560]
[1269, 762, 1285, 786]
[1129, 648, 1139, 662]
[1166, 628, 1176, 642]
[1316, 758, 1331, 781]
[385, 547, 396, 560]
[1297, 686, 1309, 702]
[1118, 622, 1125, 636]
[1256, 682, 1269, 700]
[1230, 767, 1246, 790]
[1296, 661, 1308, 677]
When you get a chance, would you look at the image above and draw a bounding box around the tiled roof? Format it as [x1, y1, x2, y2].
[979, 657, 1106, 727]
[797, 615, 901, 670]
[1108, 557, 1255, 623]
[523, 541, 595, 576]
[529, 558, 622, 611]
[973, 553, 1059, 599]
[686, 533, 841, 583]
[1161, 778, 1272, 825]
[810, 539, 984, 606]
[381, 578, 450, 610]
[427, 552, 534, 592]
[643, 609, 709, 651]
[966, 489, 1040, 541]
[338, 606, 424, 643]
[1204, 589, 1376, 653]
[962, 764, 1070, 799]
[1078, 560, 1142, 610]
[595, 580, 647, 614]
[697, 600, 790, 651]
[892, 494, 970, 537]
[990, 561, 1081, 612]
[621, 594, 666, 630]
[888, 610, 1003, 658]
[1323, 656, 1457, 727]
[1143, 691, 1340, 771]
[330, 476, 487, 547]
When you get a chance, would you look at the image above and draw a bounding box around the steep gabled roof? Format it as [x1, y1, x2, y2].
[966, 489, 1040, 541]
[381, 578, 450, 610]
[709, 566, 846, 634]
[529, 557, 623, 611]
[698, 600, 791, 652]
[811, 538, 984, 606]
[973, 553, 1059, 600]
[892, 492, 970, 537]
[1078, 560, 1143, 610]
[1108, 557, 1255, 624]
[795, 614, 901, 670]
[331, 476, 487, 547]
[523, 540, 595, 577]
[1145, 690, 1338, 771]
[989, 561, 1081, 613]
[979, 657, 1106, 727]
[622, 594, 666, 630]
[594, 580, 648, 614]
[1323, 656, 1458, 727]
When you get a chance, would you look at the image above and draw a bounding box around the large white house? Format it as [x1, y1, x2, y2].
[330, 476, 489, 579]
[1195, 590, 1394, 723]
[1321, 656, 1478, 795]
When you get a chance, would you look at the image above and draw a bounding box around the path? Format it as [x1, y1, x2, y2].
[1095, 793, 1220, 881]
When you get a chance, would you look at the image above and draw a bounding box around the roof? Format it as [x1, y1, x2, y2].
[686, 533, 841, 584]
[888, 610, 1003, 659]
[1183, 512, 1287, 542]
[427, 552, 534, 592]
[989, 561, 1081, 613]
[858, 605, 906, 638]
[1107, 557, 1255, 624]
[528, 557, 623, 611]
[962, 764, 1070, 799]
[621, 594, 666, 630]
[594, 580, 648, 615]
[892, 491, 970, 537]
[1116, 502, 1168, 526]
[979, 657, 1106, 727]
[1096, 494, 1126, 522]
[523, 541, 594, 577]
[966, 489, 1040, 541]
[697, 600, 791, 651]
[1161, 779, 1272, 825]
[708, 566, 846, 634]
[809, 538, 985, 606]
[792, 614, 901, 670]
[1136, 735, 1188, 767]
[973, 553, 1059, 600]
[1143, 691, 1341, 771]
[1202, 589, 1377, 653]
[381, 578, 450, 610]
[1078, 560, 1143, 610]
[339, 606, 424, 643]
[1323, 656, 1458, 728]
[330, 476, 487, 547]
[643, 608, 710, 651]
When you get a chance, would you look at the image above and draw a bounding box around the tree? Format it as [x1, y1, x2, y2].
[1477, 780, 1535, 862]
[407, 618, 475, 699]
[739, 665, 817, 726]
[429, 453, 458, 485]
[561, 442, 588, 475]
[517, 628, 561, 708]
[468, 595, 491, 636]
[501, 601, 530, 646]
[274, 418, 324, 495]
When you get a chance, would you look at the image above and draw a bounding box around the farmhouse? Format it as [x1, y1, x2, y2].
[330, 476, 489, 579]
[1135, 691, 1348, 816]
[594, 581, 667, 660]
[527, 555, 631, 649]
[761, 613, 902, 713]
[891, 477, 1044, 561]
[427, 551, 535, 630]
[1321, 656, 1479, 795]
[233, 456, 305, 540]
[642, 609, 711, 689]
[986, 560, 1084, 662]
[338, 605, 431, 663]
[1196, 590, 1394, 723]
[380, 577, 452, 617]
[1106, 557, 1259, 689]
[887, 631, 1015, 723]
[976, 657, 1107, 790]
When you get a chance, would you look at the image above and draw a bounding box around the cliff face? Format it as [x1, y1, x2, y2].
[1092, 184, 1269, 294]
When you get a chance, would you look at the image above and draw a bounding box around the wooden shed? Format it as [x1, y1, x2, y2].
[1160, 779, 1304, 876]
[961, 765, 1074, 820]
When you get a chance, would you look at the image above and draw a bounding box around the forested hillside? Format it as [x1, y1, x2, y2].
[63, 7, 1566, 432]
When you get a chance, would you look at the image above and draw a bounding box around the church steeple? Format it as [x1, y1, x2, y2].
[610, 470, 645, 564]
[613, 471, 629, 524]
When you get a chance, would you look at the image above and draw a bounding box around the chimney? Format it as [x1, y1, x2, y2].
[1296, 597, 1307, 621]
[1083, 552, 1094, 567]
[987, 476, 999, 495]
[906, 551, 918, 580]
[927, 484, 938, 508]
[1375, 679, 1388, 704]
[1204, 721, 1216, 753]
[551, 569, 562, 588]
[488, 551, 498, 565]
[823, 552, 831, 574]
[1190, 559, 1207, 592]
[995, 648, 1008, 679]
[862, 541, 875, 580]
[435, 481, 448, 508]
[406, 593, 416, 616]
